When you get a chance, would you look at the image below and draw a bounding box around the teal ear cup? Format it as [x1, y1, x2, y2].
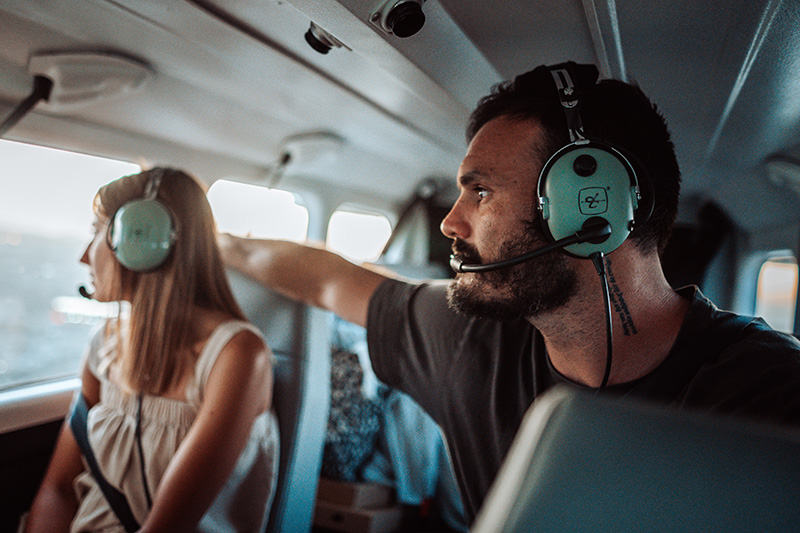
[109, 198, 175, 272]
[538, 140, 640, 258]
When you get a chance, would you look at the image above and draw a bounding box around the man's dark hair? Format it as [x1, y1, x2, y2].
[467, 63, 681, 255]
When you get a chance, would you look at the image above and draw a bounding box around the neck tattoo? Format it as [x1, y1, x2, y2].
[605, 258, 637, 336]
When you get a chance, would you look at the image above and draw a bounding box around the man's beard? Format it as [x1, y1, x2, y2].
[446, 220, 577, 321]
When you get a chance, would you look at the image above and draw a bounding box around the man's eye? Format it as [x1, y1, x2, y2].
[475, 188, 489, 199]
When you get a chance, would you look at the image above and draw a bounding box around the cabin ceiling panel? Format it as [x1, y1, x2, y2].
[2, 0, 800, 230]
[439, 0, 598, 78]
[432, 0, 800, 230]
[0, 0, 468, 201]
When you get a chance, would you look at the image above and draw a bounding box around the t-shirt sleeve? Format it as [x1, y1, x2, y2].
[684, 325, 800, 427]
[366, 278, 472, 413]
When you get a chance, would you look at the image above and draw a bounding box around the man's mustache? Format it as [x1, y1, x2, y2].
[451, 239, 482, 265]
[449, 221, 549, 271]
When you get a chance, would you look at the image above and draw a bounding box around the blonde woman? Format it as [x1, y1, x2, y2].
[24, 168, 278, 532]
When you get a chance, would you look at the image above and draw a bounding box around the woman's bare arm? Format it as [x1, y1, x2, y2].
[25, 363, 100, 533]
[137, 329, 273, 532]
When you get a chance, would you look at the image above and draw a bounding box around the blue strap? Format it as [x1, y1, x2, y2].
[69, 394, 141, 533]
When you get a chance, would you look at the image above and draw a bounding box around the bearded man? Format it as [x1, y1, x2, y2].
[220, 62, 800, 524]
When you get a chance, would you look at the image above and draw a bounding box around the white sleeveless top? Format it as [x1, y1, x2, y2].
[70, 320, 279, 532]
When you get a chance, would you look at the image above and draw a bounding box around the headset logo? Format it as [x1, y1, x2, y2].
[579, 188, 608, 214]
[126, 226, 151, 242]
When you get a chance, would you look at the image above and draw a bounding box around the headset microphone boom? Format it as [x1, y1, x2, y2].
[449, 217, 611, 274]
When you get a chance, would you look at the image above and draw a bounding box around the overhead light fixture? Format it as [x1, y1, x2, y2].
[262, 132, 346, 187]
[281, 131, 345, 167]
[369, 0, 427, 38]
[27, 52, 152, 111]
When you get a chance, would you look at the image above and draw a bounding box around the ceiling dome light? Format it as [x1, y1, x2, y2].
[28, 52, 152, 111]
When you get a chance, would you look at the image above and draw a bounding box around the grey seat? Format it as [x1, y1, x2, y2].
[227, 269, 331, 533]
[474, 386, 800, 532]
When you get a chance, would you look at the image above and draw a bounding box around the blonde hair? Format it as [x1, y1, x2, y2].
[95, 167, 246, 395]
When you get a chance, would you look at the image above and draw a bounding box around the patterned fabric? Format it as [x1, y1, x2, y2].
[321, 347, 382, 481]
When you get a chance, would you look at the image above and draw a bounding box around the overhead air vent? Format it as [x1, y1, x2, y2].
[304, 21, 348, 54]
[28, 52, 153, 111]
[369, 0, 427, 38]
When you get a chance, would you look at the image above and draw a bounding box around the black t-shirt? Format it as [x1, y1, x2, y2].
[366, 279, 800, 522]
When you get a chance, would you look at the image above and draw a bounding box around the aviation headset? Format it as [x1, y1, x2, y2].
[536, 62, 653, 258]
[107, 169, 177, 272]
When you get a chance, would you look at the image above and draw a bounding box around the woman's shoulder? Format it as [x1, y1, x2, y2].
[192, 310, 269, 376]
[189, 311, 271, 407]
[193, 307, 248, 333]
[194, 310, 265, 351]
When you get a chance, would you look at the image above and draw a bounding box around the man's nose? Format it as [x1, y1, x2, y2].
[440, 199, 470, 241]
[79, 244, 90, 265]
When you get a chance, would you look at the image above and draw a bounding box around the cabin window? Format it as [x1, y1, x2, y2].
[0, 139, 139, 391]
[207, 180, 309, 241]
[326, 205, 392, 262]
[755, 256, 798, 334]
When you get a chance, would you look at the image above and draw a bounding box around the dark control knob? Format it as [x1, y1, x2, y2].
[574, 154, 597, 177]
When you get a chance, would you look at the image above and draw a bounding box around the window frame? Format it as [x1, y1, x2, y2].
[325, 202, 394, 263]
[754, 253, 798, 335]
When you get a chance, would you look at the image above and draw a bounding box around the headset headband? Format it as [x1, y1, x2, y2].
[143, 168, 164, 200]
[535, 63, 644, 258]
[550, 67, 585, 142]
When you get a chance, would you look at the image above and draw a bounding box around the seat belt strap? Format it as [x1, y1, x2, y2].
[69, 394, 141, 533]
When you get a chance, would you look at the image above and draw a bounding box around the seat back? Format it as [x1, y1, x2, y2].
[227, 269, 331, 533]
[474, 386, 800, 532]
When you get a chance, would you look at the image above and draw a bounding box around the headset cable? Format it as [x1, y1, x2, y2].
[590, 252, 613, 390]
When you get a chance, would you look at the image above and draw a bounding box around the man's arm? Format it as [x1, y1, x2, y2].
[219, 234, 394, 327]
